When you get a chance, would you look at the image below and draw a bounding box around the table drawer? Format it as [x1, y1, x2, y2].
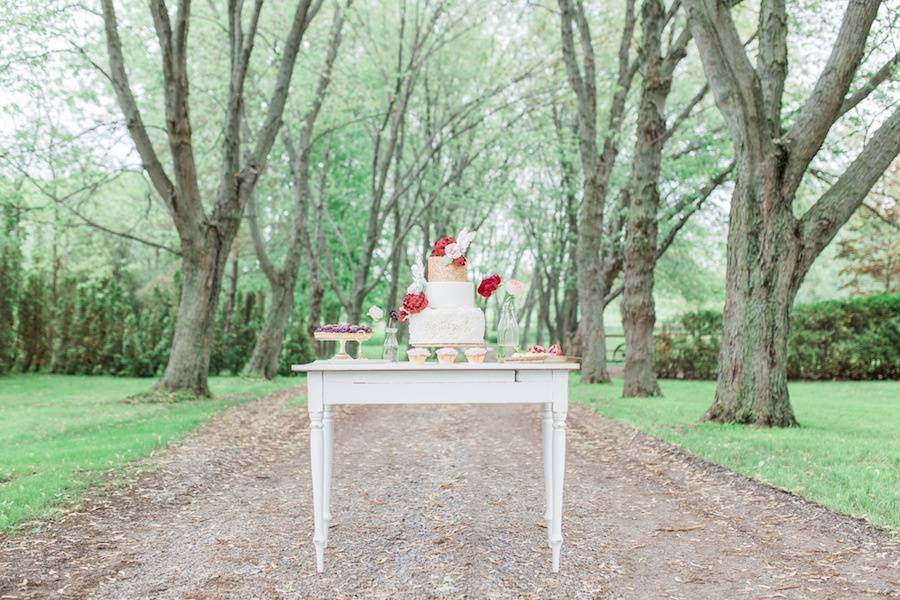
[328, 370, 516, 385]
[323, 377, 551, 405]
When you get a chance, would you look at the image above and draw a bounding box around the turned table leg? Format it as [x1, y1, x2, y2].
[550, 408, 566, 573]
[310, 409, 325, 573]
[542, 402, 553, 545]
[323, 406, 334, 543]
[308, 372, 326, 573]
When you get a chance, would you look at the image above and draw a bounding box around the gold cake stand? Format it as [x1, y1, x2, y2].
[313, 331, 372, 360]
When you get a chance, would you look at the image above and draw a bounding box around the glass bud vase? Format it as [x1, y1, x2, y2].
[496, 296, 519, 360]
[382, 327, 399, 362]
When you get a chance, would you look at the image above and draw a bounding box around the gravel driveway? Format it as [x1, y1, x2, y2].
[1, 387, 897, 599]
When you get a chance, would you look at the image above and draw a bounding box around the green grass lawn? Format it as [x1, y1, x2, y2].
[572, 377, 900, 532]
[0, 374, 301, 531]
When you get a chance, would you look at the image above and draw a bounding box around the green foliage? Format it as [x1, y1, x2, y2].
[278, 310, 316, 376]
[573, 376, 900, 532]
[654, 310, 722, 379]
[119, 288, 176, 377]
[656, 294, 900, 380]
[0, 207, 22, 374]
[209, 291, 265, 376]
[2, 268, 178, 378]
[15, 272, 51, 372]
[788, 294, 900, 380]
[836, 204, 899, 295]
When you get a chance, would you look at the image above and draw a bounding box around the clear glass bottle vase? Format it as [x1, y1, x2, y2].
[496, 296, 519, 360]
[382, 327, 399, 362]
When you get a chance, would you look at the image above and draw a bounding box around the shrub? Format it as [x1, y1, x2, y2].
[278, 310, 315, 375]
[787, 294, 899, 380]
[655, 294, 899, 380]
[654, 310, 721, 380]
[0, 214, 21, 374]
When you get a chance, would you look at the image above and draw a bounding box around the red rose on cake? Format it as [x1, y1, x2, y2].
[401, 292, 428, 316]
[432, 230, 475, 267]
[431, 236, 456, 257]
[477, 274, 502, 298]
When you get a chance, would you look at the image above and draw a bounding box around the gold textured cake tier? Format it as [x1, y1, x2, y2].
[427, 256, 467, 282]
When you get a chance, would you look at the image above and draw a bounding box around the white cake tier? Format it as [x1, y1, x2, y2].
[425, 281, 475, 309]
[408, 307, 485, 346]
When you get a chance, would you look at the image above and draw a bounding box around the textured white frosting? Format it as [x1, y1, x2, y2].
[408, 307, 485, 345]
[425, 281, 475, 308]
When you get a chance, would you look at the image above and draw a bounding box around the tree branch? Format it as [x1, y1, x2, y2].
[245, 191, 279, 284]
[660, 82, 708, 144]
[798, 105, 900, 275]
[18, 168, 180, 256]
[683, 0, 768, 163]
[783, 0, 881, 195]
[756, 0, 787, 133]
[99, 0, 177, 218]
[839, 49, 900, 117]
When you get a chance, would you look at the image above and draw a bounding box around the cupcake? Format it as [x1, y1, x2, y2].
[436, 347, 458, 364]
[407, 347, 430, 363]
[464, 347, 487, 363]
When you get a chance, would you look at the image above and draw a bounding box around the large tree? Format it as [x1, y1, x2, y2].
[100, 0, 321, 394]
[557, 0, 733, 387]
[621, 0, 741, 397]
[246, 2, 349, 379]
[557, 0, 639, 383]
[684, 0, 900, 425]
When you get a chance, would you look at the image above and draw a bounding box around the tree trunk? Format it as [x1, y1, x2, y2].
[222, 255, 239, 334]
[703, 178, 799, 427]
[622, 0, 666, 398]
[536, 275, 549, 347]
[155, 232, 230, 396]
[561, 285, 578, 353]
[386, 203, 404, 313]
[247, 272, 296, 379]
[577, 294, 609, 383]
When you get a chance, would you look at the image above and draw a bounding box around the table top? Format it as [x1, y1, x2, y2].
[292, 359, 581, 372]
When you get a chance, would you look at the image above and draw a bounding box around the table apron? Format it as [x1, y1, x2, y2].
[322, 379, 554, 405]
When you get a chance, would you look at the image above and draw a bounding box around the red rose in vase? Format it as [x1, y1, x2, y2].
[477, 274, 502, 298]
[432, 236, 455, 257]
[401, 292, 428, 315]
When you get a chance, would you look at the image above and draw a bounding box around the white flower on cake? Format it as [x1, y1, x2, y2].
[456, 228, 476, 253]
[406, 255, 427, 294]
[506, 279, 526, 297]
[444, 242, 463, 259]
[367, 305, 384, 321]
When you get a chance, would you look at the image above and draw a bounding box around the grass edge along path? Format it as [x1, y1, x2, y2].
[572, 375, 900, 533]
[0, 374, 302, 532]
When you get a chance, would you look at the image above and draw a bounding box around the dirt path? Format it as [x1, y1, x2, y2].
[1, 388, 897, 599]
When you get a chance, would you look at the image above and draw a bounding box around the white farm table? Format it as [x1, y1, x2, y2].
[291, 360, 580, 573]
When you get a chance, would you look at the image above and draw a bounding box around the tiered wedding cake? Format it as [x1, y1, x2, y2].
[409, 257, 486, 346]
[404, 232, 485, 347]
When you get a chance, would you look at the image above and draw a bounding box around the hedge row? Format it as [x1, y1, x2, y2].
[1, 269, 315, 378]
[655, 293, 899, 380]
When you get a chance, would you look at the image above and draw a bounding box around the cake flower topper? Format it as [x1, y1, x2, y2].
[397, 256, 429, 321]
[432, 228, 476, 266]
[406, 255, 427, 294]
